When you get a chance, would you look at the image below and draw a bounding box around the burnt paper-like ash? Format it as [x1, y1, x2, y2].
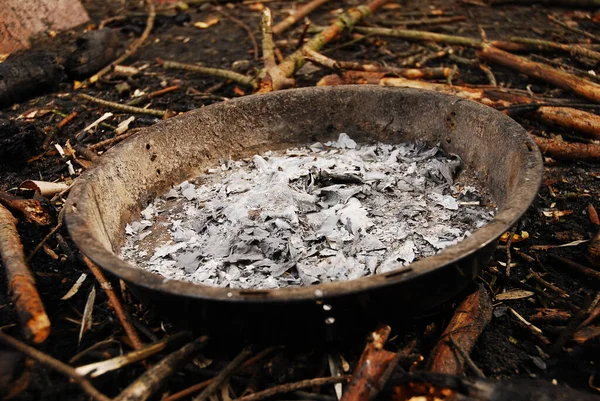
[121, 134, 495, 289]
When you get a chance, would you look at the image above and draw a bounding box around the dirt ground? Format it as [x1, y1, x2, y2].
[1, 0, 600, 400]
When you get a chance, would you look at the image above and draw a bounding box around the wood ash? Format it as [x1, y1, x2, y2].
[120, 134, 495, 289]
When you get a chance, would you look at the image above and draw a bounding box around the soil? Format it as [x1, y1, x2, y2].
[0, 0, 599, 400]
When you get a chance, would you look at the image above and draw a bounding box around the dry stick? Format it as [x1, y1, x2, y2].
[193, 347, 254, 401]
[547, 14, 600, 42]
[82, 255, 144, 351]
[89, 128, 142, 151]
[272, 0, 332, 35]
[368, 77, 600, 140]
[0, 204, 50, 344]
[303, 48, 343, 74]
[88, 0, 156, 84]
[317, 67, 453, 86]
[550, 293, 600, 355]
[549, 254, 600, 283]
[429, 285, 492, 375]
[533, 136, 600, 162]
[0, 330, 110, 401]
[478, 45, 600, 104]
[448, 335, 486, 379]
[510, 36, 600, 62]
[260, 0, 389, 92]
[353, 26, 483, 47]
[78, 93, 168, 118]
[164, 347, 278, 401]
[214, 7, 260, 61]
[161, 60, 257, 89]
[231, 376, 350, 401]
[114, 335, 209, 401]
[57, 111, 78, 129]
[128, 85, 180, 106]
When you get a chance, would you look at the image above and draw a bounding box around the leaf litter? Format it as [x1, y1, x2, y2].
[121, 134, 495, 289]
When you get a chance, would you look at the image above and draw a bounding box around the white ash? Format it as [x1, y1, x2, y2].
[121, 134, 495, 289]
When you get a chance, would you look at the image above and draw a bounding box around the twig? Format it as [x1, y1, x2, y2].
[128, 85, 180, 106]
[0, 330, 110, 401]
[232, 376, 350, 401]
[165, 347, 278, 401]
[508, 307, 551, 345]
[193, 347, 254, 401]
[505, 227, 516, 276]
[160, 60, 257, 89]
[533, 136, 600, 162]
[385, 15, 467, 27]
[353, 26, 483, 47]
[215, 7, 259, 60]
[509, 36, 600, 62]
[527, 271, 570, 299]
[0, 204, 50, 344]
[478, 45, 600, 104]
[57, 111, 78, 129]
[479, 64, 497, 86]
[89, 128, 142, 151]
[75, 332, 189, 378]
[303, 48, 343, 74]
[549, 254, 600, 283]
[260, 0, 389, 92]
[550, 293, 600, 354]
[78, 94, 168, 118]
[114, 335, 209, 401]
[82, 255, 144, 351]
[548, 14, 600, 42]
[272, 0, 332, 35]
[88, 0, 156, 84]
[448, 335, 486, 378]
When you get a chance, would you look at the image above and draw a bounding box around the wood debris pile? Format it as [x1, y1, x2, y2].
[121, 134, 495, 288]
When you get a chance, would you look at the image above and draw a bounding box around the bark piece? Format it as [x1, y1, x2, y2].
[0, 0, 89, 53]
[428, 285, 492, 374]
[533, 136, 600, 162]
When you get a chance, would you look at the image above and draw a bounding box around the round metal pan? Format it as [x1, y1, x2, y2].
[65, 86, 543, 343]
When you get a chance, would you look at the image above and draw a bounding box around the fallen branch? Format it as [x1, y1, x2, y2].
[193, 347, 254, 401]
[429, 285, 492, 374]
[478, 45, 600, 104]
[260, 0, 389, 92]
[547, 14, 600, 42]
[89, 128, 142, 151]
[160, 60, 257, 89]
[0, 330, 110, 401]
[0, 204, 50, 344]
[533, 136, 600, 162]
[272, 0, 332, 35]
[317, 68, 454, 85]
[78, 93, 169, 118]
[549, 254, 600, 283]
[510, 36, 600, 62]
[232, 376, 350, 401]
[82, 255, 144, 351]
[87, 0, 156, 84]
[114, 335, 209, 401]
[258, 8, 294, 91]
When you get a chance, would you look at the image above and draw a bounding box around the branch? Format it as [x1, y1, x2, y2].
[533, 136, 600, 161]
[272, 0, 332, 35]
[160, 60, 257, 89]
[78, 93, 169, 118]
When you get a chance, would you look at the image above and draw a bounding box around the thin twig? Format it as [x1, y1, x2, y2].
[88, 0, 156, 84]
[215, 7, 259, 60]
[272, 0, 332, 35]
[193, 347, 254, 401]
[548, 14, 600, 42]
[78, 94, 168, 118]
[160, 60, 257, 89]
[0, 330, 111, 401]
[0, 204, 50, 344]
[27, 208, 64, 262]
[449, 335, 486, 378]
[232, 376, 350, 401]
[82, 255, 144, 350]
[89, 128, 142, 151]
[114, 335, 209, 401]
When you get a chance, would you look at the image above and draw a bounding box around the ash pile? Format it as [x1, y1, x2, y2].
[121, 134, 495, 289]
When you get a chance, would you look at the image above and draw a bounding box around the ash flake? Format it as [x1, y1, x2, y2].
[121, 134, 495, 289]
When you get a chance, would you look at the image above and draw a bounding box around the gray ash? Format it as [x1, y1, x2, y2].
[121, 134, 495, 289]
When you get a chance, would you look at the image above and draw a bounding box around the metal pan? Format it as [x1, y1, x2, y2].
[65, 86, 542, 343]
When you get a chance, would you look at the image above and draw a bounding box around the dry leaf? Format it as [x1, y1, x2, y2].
[499, 231, 529, 243]
[79, 286, 96, 344]
[61, 273, 88, 300]
[194, 17, 220, 29]
[496, 290, 535, 301]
